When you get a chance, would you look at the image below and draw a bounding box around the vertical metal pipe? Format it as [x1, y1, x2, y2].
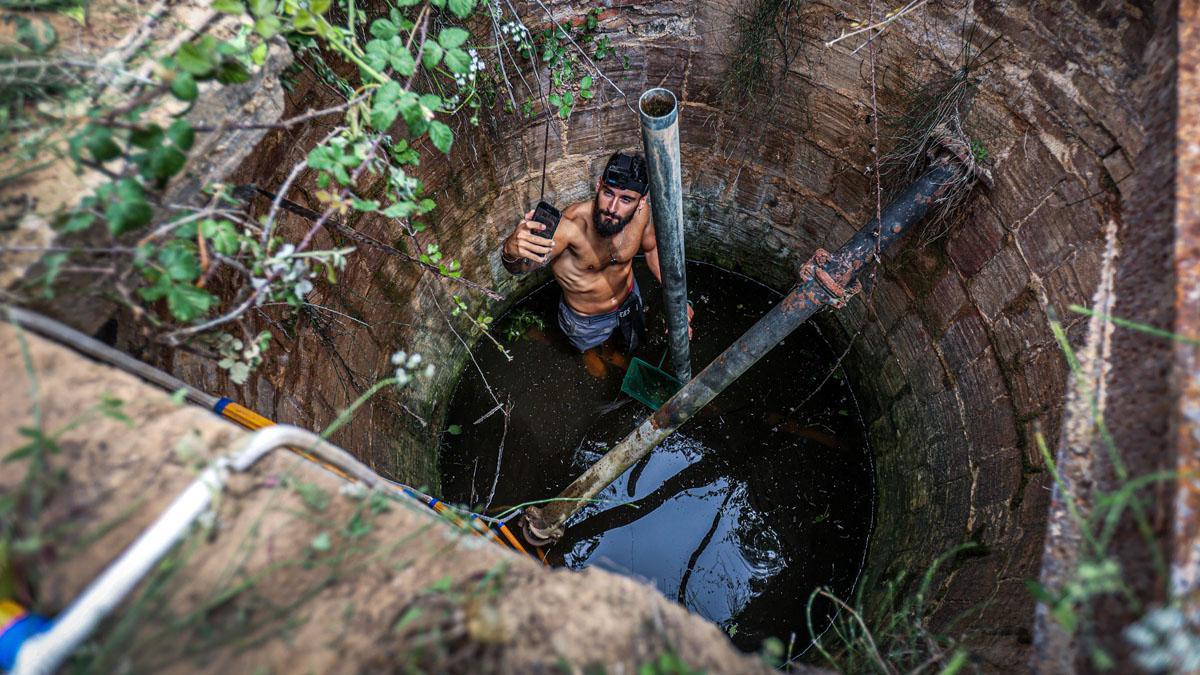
[639, 88, 691, 382]
[522, 160, 963, 544]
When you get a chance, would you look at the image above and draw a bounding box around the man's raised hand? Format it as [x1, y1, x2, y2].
[507, 210, 555, 264]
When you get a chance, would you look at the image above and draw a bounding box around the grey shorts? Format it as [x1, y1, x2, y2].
[558, 279, 643, 352]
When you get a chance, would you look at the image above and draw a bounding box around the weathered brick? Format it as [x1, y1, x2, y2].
[1009, 347, 1068, 418]
[948, 205, 1006, 277]
[968, 246, 1031, 319]
[990, 294, 1054, 372]
[923, 270, 968, 337]
[1016, 206, 1077, 275]
[975, 447, 1024, 506]
[889, 314, 948, 397]
[940, 311, 991, 376]
[865, 275, 912, 333]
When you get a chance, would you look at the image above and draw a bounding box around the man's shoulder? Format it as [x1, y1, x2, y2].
[558, 201, 590, 236]
[562, 199, 591, 221]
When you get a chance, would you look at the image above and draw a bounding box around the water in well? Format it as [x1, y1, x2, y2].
[440, 261, 874, 651]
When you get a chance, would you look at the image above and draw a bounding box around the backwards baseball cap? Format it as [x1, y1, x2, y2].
[602, 152, 648, 195]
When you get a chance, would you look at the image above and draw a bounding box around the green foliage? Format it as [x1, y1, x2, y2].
[970, 138, 988, 164]
[501, 308, 545, 342]
[636, 650, 703, 675]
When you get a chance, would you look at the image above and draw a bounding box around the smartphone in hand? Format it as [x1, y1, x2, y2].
[531, 201, 560, 240]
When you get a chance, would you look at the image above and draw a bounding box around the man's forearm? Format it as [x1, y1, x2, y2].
[645, 247, 663, 284]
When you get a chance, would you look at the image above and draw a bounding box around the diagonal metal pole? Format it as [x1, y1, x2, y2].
[640, 88, 692, 382]
[522, 157, 967, 545]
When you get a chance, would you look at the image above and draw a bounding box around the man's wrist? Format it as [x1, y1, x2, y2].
[500, 239, 519, 262]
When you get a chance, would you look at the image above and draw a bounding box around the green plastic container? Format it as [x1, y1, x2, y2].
[621, 353, 684, 410]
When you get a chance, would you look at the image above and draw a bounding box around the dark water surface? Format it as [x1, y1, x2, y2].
[440, 261, 874, 651]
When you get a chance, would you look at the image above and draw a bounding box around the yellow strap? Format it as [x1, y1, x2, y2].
[0, 599, 26, 628]
[220, 401, 274, 431]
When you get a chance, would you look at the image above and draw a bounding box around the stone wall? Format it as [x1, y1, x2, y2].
[137, 1, 1174, 669]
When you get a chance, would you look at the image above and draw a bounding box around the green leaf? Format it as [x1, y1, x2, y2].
[140, 277, 216, 322]
[251, 41, 269, 65]
[392, 607, 422, 631]
[170, 72, 199, 101]
[254, 15, 281, 38]
[144, 146, 187, 182]
[446, 0, 474, 19]
[428, 121, 452, 154]
[438, 27, 469, 49]
[215, 60, 252, 85]
[248, 0, 272, 17]
[389, 46, 415, 76]
[167, 120, 195, 151]
[83, 126, 121, 162]
[176, 41, 215, 76]
[580, 75, 593, 90]
[38, 252, 67, 289]
[421, 41, 443, 69]
[311, 532, 332, 552]
[159, 243, 201, 281]
[309, 0, 331, 13]
[60, 211, 95, 233]
[129, 124, 163, 150]
[201, 219, 240, 255]
[166, 284, 215, 322]
[419, 93, 442, 112]
[370, 18, 397, 39]
[381, 201, 416, 218]
[443, 47, 469, 74]
[212, 0, 244, 12]
[428, 0, 444, 8]
[446, 424, 462, 435]
[105, 179, 152, 235]
[369, 80, 404, 130]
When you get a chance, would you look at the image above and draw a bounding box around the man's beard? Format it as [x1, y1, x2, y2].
[593, 198, 632, 237]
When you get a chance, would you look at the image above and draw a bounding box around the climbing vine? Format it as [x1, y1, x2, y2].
[1, 0, 620, 383]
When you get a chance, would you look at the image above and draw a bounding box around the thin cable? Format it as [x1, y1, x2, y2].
[539, 107, 551, 201]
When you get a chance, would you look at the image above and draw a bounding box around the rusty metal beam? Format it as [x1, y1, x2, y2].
[521, 158, 965, 545]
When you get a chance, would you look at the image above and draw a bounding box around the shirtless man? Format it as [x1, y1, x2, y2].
[500, 151, 692, 353]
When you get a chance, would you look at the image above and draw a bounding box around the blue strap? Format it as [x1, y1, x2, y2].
[0, 614, 53, 671]
[213, 397, 234, 415]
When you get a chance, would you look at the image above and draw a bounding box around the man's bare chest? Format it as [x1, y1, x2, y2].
[568, 226, 644, 271]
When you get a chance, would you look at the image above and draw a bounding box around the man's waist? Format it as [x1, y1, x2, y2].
[562, 278, 639, 319]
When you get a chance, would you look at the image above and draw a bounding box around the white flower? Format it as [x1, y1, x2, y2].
[406, 352, 422, 368]
[391, 350, 407, 365]
[423, 363, 436, 378]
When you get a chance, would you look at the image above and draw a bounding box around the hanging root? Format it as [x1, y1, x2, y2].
[879, 67, 993, 247]
[878, 20, 1004, 246]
